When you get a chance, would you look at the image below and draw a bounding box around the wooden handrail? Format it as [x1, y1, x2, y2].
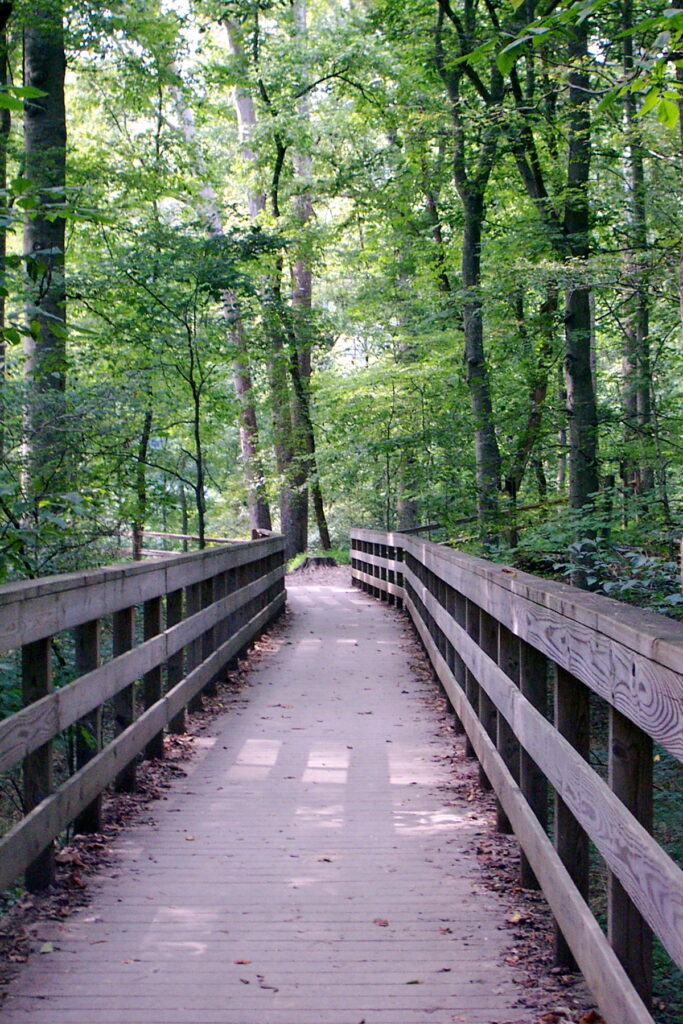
[0, 535, 286, 894]
[350, 528, 683, 1024]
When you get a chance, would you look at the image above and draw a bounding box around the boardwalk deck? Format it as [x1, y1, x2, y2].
[3, 575, 528, 1024]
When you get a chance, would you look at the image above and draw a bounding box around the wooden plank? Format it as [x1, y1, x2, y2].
[496, 624, 520, 834]
[0, 567, 285, 772]
[478, 610, 497, 793]
[143, 596, 164, 760]
[404, 564, 683, 970]
[112, 606, 136, 793]
[0, 537, 284, 653]
[402, 534, 683, 671]
[403, 592, 654, 1024]
[22, 638, 54, 891]
[518, 639, 548, 889]
[554, 666, 590, 968]
[73, 619, 102, 834]
[186, 581, 203, 713]
[608, 707, 653, 1005]
[0, 590, 285, 894]
[406, 538, 683, 762]
[464, 599, 480, 760]
[166, 588, 185, 735]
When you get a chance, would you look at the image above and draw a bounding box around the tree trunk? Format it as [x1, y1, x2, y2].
[132, 408, 152, 560]
[0, 5, 12, 460]
[172, 77, 272, 534]
[22, 2, 68, 508]
[462, 192, 501, 531]
[563, 22, 599, 524]
[621, 0, 654, 497]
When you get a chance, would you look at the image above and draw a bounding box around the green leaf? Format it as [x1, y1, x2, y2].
[0, 94, 24, 111]
[496, 40, 526, 76]
[657, 96, 679, 128]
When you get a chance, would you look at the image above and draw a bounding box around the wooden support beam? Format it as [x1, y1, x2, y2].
[112, 606, 136, 792]
[143, 596, 164, 760]
[496, 624, 520, 834]
[167, 588, 185, 734]
[74, 619, 102, 834]
[478, 609, 497, 793]
[22, 638, 54, 891]
[464, 599, 480, 760]
[608, 707, 653, 1006]
[518, 639, 548, 888]
[554, 665, 590, 968]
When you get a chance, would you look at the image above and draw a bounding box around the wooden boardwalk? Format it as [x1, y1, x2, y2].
[3, 575, 526, 1024]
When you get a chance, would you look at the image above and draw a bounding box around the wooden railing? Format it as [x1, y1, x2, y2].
[351, 528, 683, 1024]
[0, 535, 286, 894]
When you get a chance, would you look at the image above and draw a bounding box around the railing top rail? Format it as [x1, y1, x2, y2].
[350, 528, 683, 677]
[0, 534, 285, 652]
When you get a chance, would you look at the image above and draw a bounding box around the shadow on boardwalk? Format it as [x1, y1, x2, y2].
[2, 570, 593, 1024]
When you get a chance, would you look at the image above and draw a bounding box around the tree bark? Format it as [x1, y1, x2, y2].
[621, 0, 654, 498]
[132, 408, 152, 560]
[0, 4, 12, 460]
[172, 79, 272, 534]
[563, 22, 599, 523]
[22, 1, 68, 508]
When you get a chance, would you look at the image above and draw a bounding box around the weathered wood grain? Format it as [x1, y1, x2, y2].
[0, 537, 284, 652]
[0, 590, 285, 894]
[0, 566, 285, 773]
[402, 538, 683, 763]
[404, 565, 683, 973]
[404, 593, 654, 1024]
[73, 619, 102, 834]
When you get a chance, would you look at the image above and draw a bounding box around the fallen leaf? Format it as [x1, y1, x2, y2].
[39, 942, 53, 954]
[185, 836, 196, 842]
[373, 918, 389, 927]
[234, 959, 251, 964]
[506, 910, 525, 924]
[406, 978, 422, 985]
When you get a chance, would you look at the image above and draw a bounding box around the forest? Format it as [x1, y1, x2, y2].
[1, 0, 683, 610]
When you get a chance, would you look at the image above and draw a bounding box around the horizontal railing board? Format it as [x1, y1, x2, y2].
[352, 537, 683, 763]
[353, 529, 683, 675]
[404, 592, 654, 1024]
[0, 566, 284, 773]
[404, 565, 683, 970]
[0, 590, 285, 893]
[350, 567, 403, 599]
[404, 535, 683, 675]
[0, 537, 283, 652]
[350, 551, 403, 573]
[409, 542, 683, 763]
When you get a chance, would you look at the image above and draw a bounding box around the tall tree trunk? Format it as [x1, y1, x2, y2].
[225, 19, 307, 548]
[0, 4, 12, 461]
[564, 23, 599, 522]
[172, 81, 271, 533]
[462, 191, 501, 531]
[22, 1, 68, 510]
[132, 408, 152, 560]
[621, 0, 654, 497]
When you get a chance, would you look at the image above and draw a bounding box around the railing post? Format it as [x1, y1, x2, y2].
[202, 575, 217, 696]
[608, 707, 653, 1006]
[187, 580, 203, 712]
[518, 639, 548, 888]
[464, 599, 480, 760]
[477, 609, 497, 792]
[22, 638, 54, 890]
[167, 588, 185, 734]
[74, 619, 103, 834]
[143, 596, 164, 759]
[496, 624, 520, 834]
[113, 606, 137, 792]
[553, 665, 590, 968]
